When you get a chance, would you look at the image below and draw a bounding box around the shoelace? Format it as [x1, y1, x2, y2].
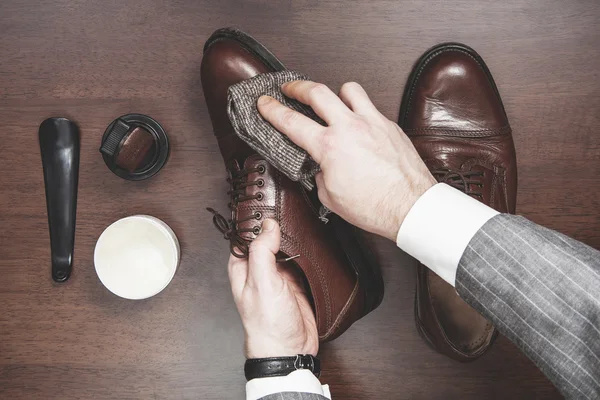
[207, 207, 262, 258]
[431, 168, 484, 199]
[207, 164, 299, 263]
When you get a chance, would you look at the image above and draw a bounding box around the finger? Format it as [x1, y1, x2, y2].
[257, 95, 325, 163]
[227, 254, 248, 300]
[281, 80, 352, 125]
[247, 219, 282, 289]
[277, 264, 308, 295]
[338, 82, 383, 118]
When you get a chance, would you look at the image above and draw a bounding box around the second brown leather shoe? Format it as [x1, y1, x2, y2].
[399, 43, 517, 361]
[201, 28, 384, 341]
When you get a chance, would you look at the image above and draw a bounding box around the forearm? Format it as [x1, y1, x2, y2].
[456, 214, 600, 400]
[397, 184, 600, 399]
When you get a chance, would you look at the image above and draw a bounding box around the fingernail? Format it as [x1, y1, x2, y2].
[262, 219, 276, 232]
[281, 82, 290, 90]
[257, 95, 271, 106]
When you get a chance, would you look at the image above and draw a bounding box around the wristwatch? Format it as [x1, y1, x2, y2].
[244, 354, 321, 381]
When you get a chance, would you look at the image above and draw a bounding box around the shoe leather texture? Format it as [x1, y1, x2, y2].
[399, 43, 517, 361]
[201, 28, 382, 342]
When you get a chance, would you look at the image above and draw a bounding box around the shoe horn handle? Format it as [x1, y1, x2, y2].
[39, 118, 80, 282]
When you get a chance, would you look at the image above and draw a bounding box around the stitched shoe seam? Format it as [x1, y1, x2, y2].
[281, 231, 332, 329]
[405, 125, 512, 137]
[320, 279, 360, 340]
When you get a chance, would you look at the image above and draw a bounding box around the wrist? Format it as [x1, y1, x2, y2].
[385, 175, 436, 241]
[245, 334, 318, 359]
[244, 354, 321, 381]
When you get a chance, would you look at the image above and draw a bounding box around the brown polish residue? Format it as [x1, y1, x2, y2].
[114, 127, 155, 172]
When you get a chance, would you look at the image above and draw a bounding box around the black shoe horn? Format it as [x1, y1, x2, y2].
[39, 118, 80, 282]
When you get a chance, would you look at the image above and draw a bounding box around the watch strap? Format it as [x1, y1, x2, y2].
[244, 354, 321, 381]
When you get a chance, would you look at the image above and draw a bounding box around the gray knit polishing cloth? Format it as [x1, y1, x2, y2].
[227, 71, 324, 190]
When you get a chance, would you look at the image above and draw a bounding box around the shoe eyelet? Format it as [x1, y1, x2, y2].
[252, 226, 261, 235]
[255, 211, 262, 220]
[257, 165, 266, 174]
[256, 192, 264, 201]
[256, 179, 265, 187]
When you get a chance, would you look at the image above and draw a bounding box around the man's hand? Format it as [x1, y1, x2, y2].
[257, 81, 436, 241]
[228, 218, 319, 358]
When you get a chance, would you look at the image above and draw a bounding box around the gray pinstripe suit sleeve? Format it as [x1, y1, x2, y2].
[456, 214, 600, 400]
[258, 392, 329, 400]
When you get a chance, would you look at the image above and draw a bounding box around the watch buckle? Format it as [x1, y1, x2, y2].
[294, 354, 314, 371]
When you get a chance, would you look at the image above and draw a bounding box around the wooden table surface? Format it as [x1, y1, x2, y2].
[1, 1, 598, 399]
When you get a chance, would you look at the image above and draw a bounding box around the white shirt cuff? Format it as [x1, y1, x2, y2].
[246, 370, 331, 400]
[396, 183, 499, 286]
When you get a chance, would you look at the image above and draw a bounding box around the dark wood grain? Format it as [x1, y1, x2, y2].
[1, 0, 598, 399]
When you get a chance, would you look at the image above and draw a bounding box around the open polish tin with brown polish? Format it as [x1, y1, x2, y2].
[100, 113, 170, 181]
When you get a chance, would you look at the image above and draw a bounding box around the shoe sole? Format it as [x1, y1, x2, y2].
[204, 27, 286, 71]
[203, 27, 385, 315]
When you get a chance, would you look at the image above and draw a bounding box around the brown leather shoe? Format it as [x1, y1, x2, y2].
[201, 28, 384, 341]
[398, 43, 517, 361]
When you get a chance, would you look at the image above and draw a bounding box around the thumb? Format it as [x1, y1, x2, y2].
[247, 219, 281, 288]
